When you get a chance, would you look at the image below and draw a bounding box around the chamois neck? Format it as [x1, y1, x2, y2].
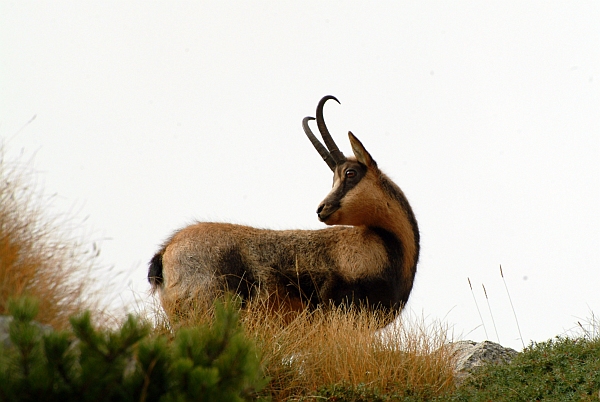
[371, 174, 420, 272]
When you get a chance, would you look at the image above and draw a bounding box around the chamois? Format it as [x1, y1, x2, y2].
[148, 95, 420, 324]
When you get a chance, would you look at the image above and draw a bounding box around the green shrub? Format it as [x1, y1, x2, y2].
[0, 296, 267, 401]
[313, 382, 414, 401]
[442, 336, 600, 401]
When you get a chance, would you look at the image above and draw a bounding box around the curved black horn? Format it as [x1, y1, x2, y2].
[303, 117, 336, 171]
[316, 95, 346, 164]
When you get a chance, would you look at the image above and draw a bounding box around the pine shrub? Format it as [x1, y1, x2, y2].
[0, 296, 267, 401]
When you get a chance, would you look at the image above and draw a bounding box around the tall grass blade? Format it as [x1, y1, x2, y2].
[482, 284, 500, 343]
[500, 264, 525, 349]
[468, 277, 488, 340]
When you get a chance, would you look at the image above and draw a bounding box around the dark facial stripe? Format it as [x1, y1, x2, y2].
[329, 160, 368, 201]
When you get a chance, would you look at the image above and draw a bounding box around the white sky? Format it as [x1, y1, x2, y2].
[1, 2, 598, 350]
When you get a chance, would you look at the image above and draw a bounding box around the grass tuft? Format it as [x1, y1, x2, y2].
[152, 294, 457, 401]
[0, 146, 102, 330]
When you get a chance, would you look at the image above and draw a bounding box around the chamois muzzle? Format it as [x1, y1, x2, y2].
[316, 201, 340, 223]
[303, 95, 347, 171]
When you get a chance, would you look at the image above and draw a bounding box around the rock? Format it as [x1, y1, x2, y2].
[450, 340, 518, 383]
[0, 315, 54, 349]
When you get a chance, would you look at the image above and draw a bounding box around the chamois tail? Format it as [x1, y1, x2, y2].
[148, 251, 164, 292]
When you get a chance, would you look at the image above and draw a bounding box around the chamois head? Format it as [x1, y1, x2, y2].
[303, 96, 386, 228]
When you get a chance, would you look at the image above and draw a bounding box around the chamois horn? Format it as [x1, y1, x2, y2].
[302, 117, 336, 170]
[303, 95, 346, 170]
[316, 95, 346, 166]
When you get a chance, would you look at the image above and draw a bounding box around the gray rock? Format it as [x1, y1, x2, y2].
[0, 315, 54, 349]
[450, 340, 518, 383]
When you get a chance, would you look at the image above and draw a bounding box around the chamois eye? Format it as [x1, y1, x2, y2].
[345, 169, 357, 178]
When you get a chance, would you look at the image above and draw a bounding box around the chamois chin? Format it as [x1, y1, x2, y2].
[148, 95, 420, 325]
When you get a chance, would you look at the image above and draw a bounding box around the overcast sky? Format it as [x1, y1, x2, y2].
[1, 2, 598, 350]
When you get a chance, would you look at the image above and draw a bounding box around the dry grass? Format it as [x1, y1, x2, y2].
[0, 147, 102, 330]
[152, 293, 456, 401]
[245, 303, 455, 400]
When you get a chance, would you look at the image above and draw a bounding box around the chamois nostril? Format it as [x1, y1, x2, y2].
[317, 204, 324, 215]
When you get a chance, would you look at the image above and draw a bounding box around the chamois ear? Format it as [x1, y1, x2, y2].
[348, 131, 374, 167]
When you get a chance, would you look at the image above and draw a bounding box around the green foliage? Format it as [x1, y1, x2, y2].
[441, 337, 600, 402]
[313, 383, 408, 402]
[161, 297, 268, 401]
[0, 296, 266, 401]
[312, 382, 449, 402]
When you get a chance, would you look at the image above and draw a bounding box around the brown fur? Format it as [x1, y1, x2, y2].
[149, 98, 420, 325]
